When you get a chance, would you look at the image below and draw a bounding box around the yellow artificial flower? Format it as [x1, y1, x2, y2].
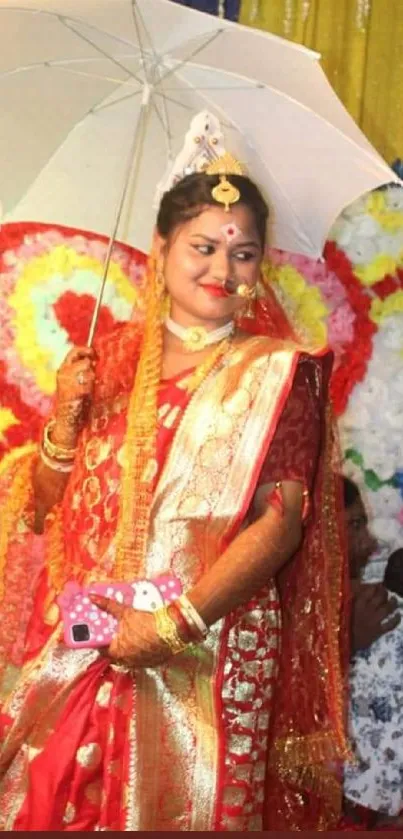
[367, 192, 403, 233]
[9, 246, 138, 394]
[270, 264, 329, 345]
[370, 290, 403, 324]
[356, 253, 402, 286]
[276, 265, 306, 299]
[0, 408, 19, 440]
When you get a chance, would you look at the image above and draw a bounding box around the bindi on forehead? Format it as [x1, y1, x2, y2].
[219, 222, 244, 244]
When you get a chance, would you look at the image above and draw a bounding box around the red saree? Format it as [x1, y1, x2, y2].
[0, 325, 349, 831]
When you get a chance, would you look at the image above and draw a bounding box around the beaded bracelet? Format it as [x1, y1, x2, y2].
[154, 606, 188, 655]
[43, 419, 77, 462]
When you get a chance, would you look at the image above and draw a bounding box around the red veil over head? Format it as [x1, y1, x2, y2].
[245, 271, 350, 830]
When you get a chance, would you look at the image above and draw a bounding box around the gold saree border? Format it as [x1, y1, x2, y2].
[0, 627, 100, 829]
[0, 444, 39, 695]
[0, 444, 37, 601]
[127, 338, 301, 831]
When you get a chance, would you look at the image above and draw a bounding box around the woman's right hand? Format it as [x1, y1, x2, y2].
[53, 347, 97, 447]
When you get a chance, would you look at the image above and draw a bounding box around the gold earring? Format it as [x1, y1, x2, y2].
[237, 284, 256, 319]
[244, 295, 256, 319]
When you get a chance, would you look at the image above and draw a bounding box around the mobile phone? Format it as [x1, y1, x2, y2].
[58, 575, 182, 649]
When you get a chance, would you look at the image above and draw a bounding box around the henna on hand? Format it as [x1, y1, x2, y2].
[53, 346, 97, 445]
[90, 595, 174, 668]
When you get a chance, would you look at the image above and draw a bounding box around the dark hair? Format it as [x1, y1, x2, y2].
[384, 548, 403, 597]
[343, 476, 360, 509]
[156, 172, 269, 249]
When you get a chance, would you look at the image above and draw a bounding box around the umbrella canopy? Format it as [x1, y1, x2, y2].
[0, 0, 399, 258]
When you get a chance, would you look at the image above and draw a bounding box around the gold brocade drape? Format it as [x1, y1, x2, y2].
[239, 0, 403, 165]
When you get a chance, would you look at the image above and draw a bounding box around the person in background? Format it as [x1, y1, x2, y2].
[384, 549, 403, 599]
[343, 478, 403, 829]
[344, 477, 400, 654]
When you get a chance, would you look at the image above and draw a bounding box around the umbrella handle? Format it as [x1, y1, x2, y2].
[87, 260, 111, 348]
[87, 85, 152, 347]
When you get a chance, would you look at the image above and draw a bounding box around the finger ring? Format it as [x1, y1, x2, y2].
[77, 372, 85, 385]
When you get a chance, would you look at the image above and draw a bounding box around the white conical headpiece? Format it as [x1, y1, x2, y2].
[154, 111, 226, 206]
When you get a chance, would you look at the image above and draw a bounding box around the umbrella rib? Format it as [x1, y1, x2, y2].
[1, 58, 172, 142]
[0, 60, 140, 89]
[165, 69, 238, 130]
[46, 53, 144, 71]
[118, 1, 171, 152]
[92, 89, 142, 114]
[43, 65, 142, 91]
[130, 1, 173, 158]
[165, 57, 394, 176]
[57, 14, 144, 86]
[129, 1, 151, 82]
[153, 91, 198, 114]
[60, 8, 171, 147]
[0, 7, 140, 52]
[130, 0, 158, 71]
[150, 96, 174, 145]
[155, 84, 263, 92]
[154, 29, 225, 89]
[152, 89, 174, 161]
[155, 89, 233, 130]
[89, 86, 173, 155]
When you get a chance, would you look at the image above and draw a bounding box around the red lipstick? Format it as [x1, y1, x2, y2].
[201, 284, 228, 298]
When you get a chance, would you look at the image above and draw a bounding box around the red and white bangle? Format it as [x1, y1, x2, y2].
[169, 602, 195, 643]
[178, 594, 209, 639]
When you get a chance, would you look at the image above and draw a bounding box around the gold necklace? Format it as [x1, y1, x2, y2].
[185, 338, 231, 393]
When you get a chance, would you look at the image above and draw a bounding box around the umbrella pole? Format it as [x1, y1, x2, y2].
[87, 85, 152, 347]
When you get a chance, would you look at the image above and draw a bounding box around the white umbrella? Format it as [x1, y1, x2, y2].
[0, 0, 399, 263]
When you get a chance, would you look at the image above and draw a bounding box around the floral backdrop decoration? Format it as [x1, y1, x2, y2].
[1, 182, 403, 575]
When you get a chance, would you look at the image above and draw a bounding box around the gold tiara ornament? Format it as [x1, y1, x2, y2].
[205, 153, 246, 212]
[155, 112, 247, 212]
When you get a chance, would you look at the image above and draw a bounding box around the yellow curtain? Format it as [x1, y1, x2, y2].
[239, 0, 403, 165]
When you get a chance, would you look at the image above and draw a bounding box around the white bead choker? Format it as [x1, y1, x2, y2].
[164, 315, 234, 352]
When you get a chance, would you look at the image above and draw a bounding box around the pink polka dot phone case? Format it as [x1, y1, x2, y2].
[58, 575, 183, 649]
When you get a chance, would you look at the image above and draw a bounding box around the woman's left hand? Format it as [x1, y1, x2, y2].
[89, 595, 172, 668]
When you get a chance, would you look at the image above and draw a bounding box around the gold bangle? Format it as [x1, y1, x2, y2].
[43, 419, 77, 462]
[40, 448, 74, 473]
[154, 606, 188, 655]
